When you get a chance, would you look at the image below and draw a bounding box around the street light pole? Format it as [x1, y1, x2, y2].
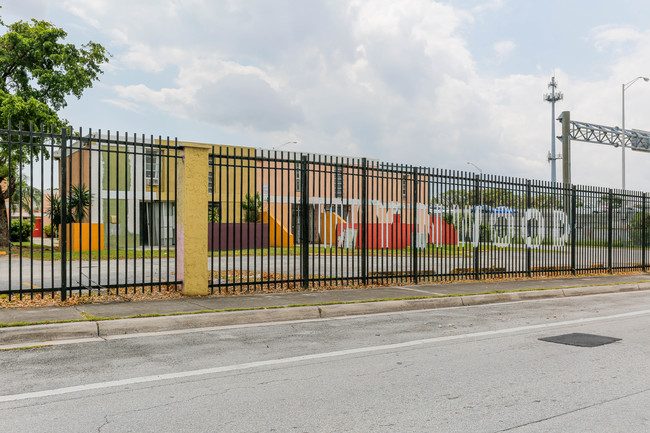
[467, 162, 483, 248]
[466, 161, 483, 176]
[621, 76, 649, 191]
[273, 141, 298, 150]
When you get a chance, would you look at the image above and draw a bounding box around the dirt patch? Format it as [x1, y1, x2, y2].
[0, 269, 644, 309]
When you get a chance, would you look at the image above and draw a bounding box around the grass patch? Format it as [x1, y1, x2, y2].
[4, 244, 174, 261]
[4, 241, 646, 261]
[0, 344, 52, 351]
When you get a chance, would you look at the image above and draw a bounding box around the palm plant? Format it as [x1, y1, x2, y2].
[46, 195, 63, 237]
[45, 184, 93, 237]
[68, 184, 93, 223]
[9, 175, 42, 216]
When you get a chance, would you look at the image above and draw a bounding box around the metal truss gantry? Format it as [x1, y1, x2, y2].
[557, 111, 650, 185]
[566, 118, 650, 151]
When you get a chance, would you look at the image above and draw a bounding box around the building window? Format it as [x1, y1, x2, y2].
[208, 155, 216, 194]
[335, 165, 343, 198]
[145, 150, 160, 186]
[295, 165, 301, 193]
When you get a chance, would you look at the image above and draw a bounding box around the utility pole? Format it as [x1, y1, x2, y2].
[621, 76, 649, 190]
[560, 111, 571, 185]
[544, 76, 563, 183]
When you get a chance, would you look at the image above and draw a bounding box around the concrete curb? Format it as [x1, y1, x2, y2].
[2, 283, 649, 347]
[97, 306, 321, 337]
[0, 322, 98, 345]
[562, 283, 639, 297]
[319, 297, 464, 318]
[460, 289, 567, 306]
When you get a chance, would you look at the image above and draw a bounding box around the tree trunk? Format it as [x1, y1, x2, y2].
[0, 187, 9, 248]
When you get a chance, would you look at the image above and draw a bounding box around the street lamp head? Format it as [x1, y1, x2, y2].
[624, 76, 650, 89]
[272, 141, 298, 150]
[466, 161, 483, 174]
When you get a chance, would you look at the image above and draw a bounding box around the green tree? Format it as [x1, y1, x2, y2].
[600, 194, 622, 209]
[481, 189, 522, 208]
[9, 174, 41, 216]
[0, 15, 108, 247]
[241, 193, 262, 223]
[437, 190, 471, 208]
[630, 213, 650, 247]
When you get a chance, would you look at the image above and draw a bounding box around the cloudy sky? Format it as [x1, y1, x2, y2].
[4, 0, 650, 191]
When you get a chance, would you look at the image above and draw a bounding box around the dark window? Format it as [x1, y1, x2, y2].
[208, 155, 215, 194]
[335, 165, 343, 198]
[145, 150, 160, 186]
[295, 165, 301, 193]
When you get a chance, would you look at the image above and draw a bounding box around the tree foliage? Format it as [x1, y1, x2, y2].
[242, 193, 262, 223]
[600, 194, 622, 209]
[434, 188, 582, 211]
[0, 15, 108, 246]
[46, 184, 93, 237]
[436, 189, 524, 209]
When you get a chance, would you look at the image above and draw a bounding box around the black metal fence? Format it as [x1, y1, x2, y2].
[208, 148, 648, 293]
[1, 124, 648, 300]
[0, 125, 180, 300]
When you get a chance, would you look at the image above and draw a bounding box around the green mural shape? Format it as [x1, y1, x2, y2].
[102, 146, 131, 191]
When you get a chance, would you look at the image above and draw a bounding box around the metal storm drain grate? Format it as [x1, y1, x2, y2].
[539, 333, 621, 347]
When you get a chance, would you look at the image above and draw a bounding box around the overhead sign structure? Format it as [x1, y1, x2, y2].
[557, 111, 650, 185]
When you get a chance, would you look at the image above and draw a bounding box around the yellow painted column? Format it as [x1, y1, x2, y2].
[177, 143, 211, 295]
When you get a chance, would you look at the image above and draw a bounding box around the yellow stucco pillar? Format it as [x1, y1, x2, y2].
[177, 143, 211, 296]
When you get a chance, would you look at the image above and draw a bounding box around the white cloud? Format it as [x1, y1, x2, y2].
[470, 0, 509, 14]
[590, 25, 644, 51]
[6, 0, 650, 190]
[100, 99, 143, 113]
[493, 40, 515, 61]
[1, 0, 51, 20]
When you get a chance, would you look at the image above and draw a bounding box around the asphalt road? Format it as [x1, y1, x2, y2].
[2, 290, 649, 432]
[0, 246, 644, 291]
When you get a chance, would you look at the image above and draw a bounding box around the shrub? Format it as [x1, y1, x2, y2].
[479, 223, 492, 243]
[10, 220, 32, 242]
[43, 224, 53, 238]
[630, 213, 650, 247]
[242, 193, 262, 223]
[208, 208, 221, 223]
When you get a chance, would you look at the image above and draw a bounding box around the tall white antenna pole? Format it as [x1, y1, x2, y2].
[544, 76, 563, 183]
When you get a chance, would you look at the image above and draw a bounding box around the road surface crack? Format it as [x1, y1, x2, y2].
[97, 415, 110, 433]
[494, 386, 650, 432]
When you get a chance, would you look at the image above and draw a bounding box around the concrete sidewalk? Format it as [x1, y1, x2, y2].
[1, 273, 649, 348]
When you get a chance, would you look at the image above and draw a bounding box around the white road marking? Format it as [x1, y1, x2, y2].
[1, 308, 648, 403]
[396, 286, 443, 295]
